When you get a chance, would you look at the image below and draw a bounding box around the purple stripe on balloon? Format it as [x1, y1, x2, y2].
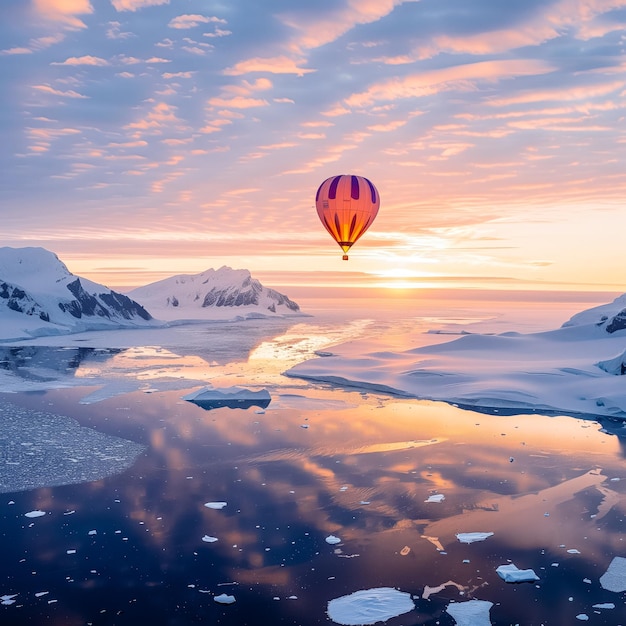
[315, 181, 324, 202]
[348, 213, 357, 239]
[351, 176, 360, 200]
[365, 177, 377, 203]
[328, 175, 342, 200]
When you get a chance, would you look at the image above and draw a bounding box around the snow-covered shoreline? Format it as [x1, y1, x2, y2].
[287, 295, 626, 422]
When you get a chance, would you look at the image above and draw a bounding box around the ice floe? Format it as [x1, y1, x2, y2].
[599, 556, 626, 592]
[24, 510, 46, 518]
[204, 501, 227, 510]
[213, 593, 236, 604]
[496, 563, 539, 583]
[456, 532, 493, 544]
[202, 535, 218, 543]
[327, 587, 414, 625]
[425, 494, 445, 503]
[445, 599, 493, 626]
[325, 535, 342, 545]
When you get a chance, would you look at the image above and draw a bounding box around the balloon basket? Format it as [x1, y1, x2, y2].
[342, 255, 349, 261]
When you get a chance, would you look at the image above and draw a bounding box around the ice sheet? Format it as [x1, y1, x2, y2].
[288, 315, 626, 420]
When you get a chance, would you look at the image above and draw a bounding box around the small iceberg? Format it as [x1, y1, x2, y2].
[213, 593, 236, 605]
[456, 532, 494, 544]
[183, 386, 271, 410]
[496, 563, 539, 583]
[325, 535, 342, 545]
[327, 587, 414, 625]
[446, 599, 493, 626]
[425, 494, 445, 503]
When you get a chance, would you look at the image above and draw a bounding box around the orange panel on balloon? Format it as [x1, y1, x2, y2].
[315, 175, 380, 257]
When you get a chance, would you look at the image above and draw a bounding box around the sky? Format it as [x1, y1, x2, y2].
[1, 0, 626, 293]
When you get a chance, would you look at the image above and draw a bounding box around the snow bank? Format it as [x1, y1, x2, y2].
[287, 304, 626, 420]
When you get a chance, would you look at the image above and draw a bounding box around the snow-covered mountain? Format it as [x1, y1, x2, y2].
[127, 266, 301, 321]
[562, 293, 626, 333]
[0, 247, 155, 341]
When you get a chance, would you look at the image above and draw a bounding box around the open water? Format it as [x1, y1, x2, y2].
[1, 291, 625, 625]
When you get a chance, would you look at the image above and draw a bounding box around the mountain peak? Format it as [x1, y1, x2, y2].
[128, 266, 300, 320]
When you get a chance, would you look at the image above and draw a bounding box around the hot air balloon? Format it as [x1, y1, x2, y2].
[315, 174, 380, 260]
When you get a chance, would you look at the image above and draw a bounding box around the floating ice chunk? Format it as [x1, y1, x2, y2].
[496, 563, 539, 583]
[445, 599, 493, 626]
[34, 591, 49, 597]
[599, 556, 626, 592]
[592, 603, 615, 609]
[326, 535, 341, 545]
[88, 530, 97, 535]
[575, 615, 589, 621]
[456, 532, 494, 544]
[66, 549, 76, 555]
[184, 387, 270, 411]
[425, 494, 445, 503]
[24, 510, 46, 518]
[214, 593, 236, 605]
[327, 587, 414, 625]
[204, 502, 227, 510]
[567, 549, 581, 554]
[202, 535, 218, 543]
[1, 594, 18, 605]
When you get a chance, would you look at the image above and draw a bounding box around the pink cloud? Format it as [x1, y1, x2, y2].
[111, 0, 169, 12]
[207, 96, 268, 109]
[32, 84, 89, 98]
[223, 56, 315, 76]
[279, 0, 417, 51]
[344, 59, 555, 108]
[51, 55, 109, 66]
[486, 80, 624, 107]
[367, 120, 407, 132]
[32, 0, 93, 28]
[168, 14, 226, 29]
[1, 47, 33, 55]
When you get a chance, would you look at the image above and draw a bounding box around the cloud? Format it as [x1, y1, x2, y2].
[32, 84, 89, 98]
[124, 102, 186, 135]
[206, 96, 269, 109]
[203, 28, 232, 38]
[486, 79, 625, 107]
[367, 120, 407, 132]
[344, 59, 556, 108]
[32, 0, 93, 28]
[168, 14, 226, 29]
[25, 126, 81, 153]
[110, 0, 169, 12]
[51, 55, 109, 66]
[223, 56, 315, 76]
[2, 47, 33, 55]
[116, 55, 170, 64]
[106, 21, 134, 39]
[162, 71, 195, 79]
[279, 0, 419, 51]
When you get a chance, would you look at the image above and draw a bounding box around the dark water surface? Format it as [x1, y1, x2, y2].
[1, 293, 625, 625]
[3, 387, 625, 625]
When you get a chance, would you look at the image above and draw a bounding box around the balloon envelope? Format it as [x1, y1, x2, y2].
[315, 174, 380, 259]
